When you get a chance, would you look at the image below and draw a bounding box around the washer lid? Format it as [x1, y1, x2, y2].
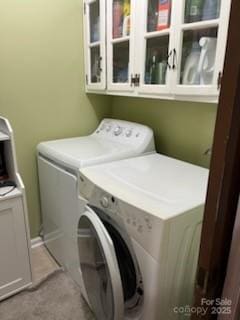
[80, 154, 209, 220]
[37, 135, 133, 170]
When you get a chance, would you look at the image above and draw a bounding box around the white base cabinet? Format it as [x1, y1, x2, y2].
[83, 0, 232, 103]
[0, 196, 32, 300]
[0, 117, 32, 301]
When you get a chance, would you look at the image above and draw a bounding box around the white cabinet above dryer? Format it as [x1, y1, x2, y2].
[83, 0, 231, 103]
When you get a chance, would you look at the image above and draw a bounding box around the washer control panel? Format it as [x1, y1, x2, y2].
[93, 118, 154, 150]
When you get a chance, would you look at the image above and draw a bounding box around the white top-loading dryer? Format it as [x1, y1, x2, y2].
[37, 119, 155, 275]
[78, 153, 209, 320]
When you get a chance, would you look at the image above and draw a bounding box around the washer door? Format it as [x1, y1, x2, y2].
[78, 206, 124, 320]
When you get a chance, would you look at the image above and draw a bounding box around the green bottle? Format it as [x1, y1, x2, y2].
[150, 55, 157, 84]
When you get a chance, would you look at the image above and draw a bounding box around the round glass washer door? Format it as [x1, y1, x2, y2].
[78, 206, 124, 320]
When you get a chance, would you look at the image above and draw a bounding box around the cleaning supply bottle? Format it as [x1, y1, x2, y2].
[123, 0, 130, 17]
[202, 0, 221, 21]
[185, 0, 204, 23]
[182, 41, 201, 85]
[198, 37, 217, 84]
[157, 0, 171, 31]
[122, 0, 131, 36]
[150, 55, 158, 84]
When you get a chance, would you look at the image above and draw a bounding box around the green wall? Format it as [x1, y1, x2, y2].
[0, 0, 217, 239]
[0, 0, 112, 238]
[111, 97, 217, 168]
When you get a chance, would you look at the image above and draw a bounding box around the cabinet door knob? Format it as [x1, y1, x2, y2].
[167, 50, 173, 69]
[218, 71, 222, 90]
[98, 57, 103, 73]
[131, 74, 135, 87]
[172, 49, 177, 70]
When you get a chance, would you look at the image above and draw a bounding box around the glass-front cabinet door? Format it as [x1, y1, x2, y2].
[172, 0, 231, 99]
[107, 0, 135, 92]
[138, 0, 175, 95]
[84, 0, 106, 91]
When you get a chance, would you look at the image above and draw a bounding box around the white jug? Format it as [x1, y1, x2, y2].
[198, 37, 217, 85]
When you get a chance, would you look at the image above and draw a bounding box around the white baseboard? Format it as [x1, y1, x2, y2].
[31, 236, 44, 249]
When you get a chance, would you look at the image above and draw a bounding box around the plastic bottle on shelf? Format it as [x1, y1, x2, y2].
[113, 0, 123, 38]
[122, 0, 131, 36]
[198, 37, 217, 84]
[157, 60, 167, 84]
[182, 41, 201, 85]
[157, 0, 171, 31]
[150, 55, 158, 84]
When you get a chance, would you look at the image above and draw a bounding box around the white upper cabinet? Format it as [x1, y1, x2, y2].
[84, 0, 106, 90]
[83, 0, 231, 102]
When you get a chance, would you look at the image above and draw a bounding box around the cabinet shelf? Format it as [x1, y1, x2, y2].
[181, 19, 220, 31]
[111, 36, 130, 44]
[145, 29, 170, 39]
[89, 41, 101, 48]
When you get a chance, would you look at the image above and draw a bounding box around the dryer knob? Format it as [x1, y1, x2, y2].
[106, 125, 112, 132]
[100, 196, 109, 208]
[114, 126, 123, 136]
[125, 129, 132, 137]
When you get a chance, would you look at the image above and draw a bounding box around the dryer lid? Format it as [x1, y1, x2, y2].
[37, 135, 133, 170]
[37, 119, 155, 170]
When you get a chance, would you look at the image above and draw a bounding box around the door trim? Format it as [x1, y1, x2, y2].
[192, 0, 240, 318]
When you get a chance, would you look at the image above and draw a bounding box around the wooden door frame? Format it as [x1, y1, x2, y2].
[192, 0, 240, 318]
[219, 196, 240, 320]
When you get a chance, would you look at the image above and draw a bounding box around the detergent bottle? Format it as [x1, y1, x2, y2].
[157, 0, 171, 31]
[198, 37, 217, 84]
[182, 42, 201, 85]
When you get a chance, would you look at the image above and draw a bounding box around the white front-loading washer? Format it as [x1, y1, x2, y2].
[37, 119, 155, 279]
[78, 153, 209, 320]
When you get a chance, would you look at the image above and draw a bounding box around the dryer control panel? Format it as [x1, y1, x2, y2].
[93, 119, 155, 152]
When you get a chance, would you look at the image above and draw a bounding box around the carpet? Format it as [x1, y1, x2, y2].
[0, 271, 95, 320]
